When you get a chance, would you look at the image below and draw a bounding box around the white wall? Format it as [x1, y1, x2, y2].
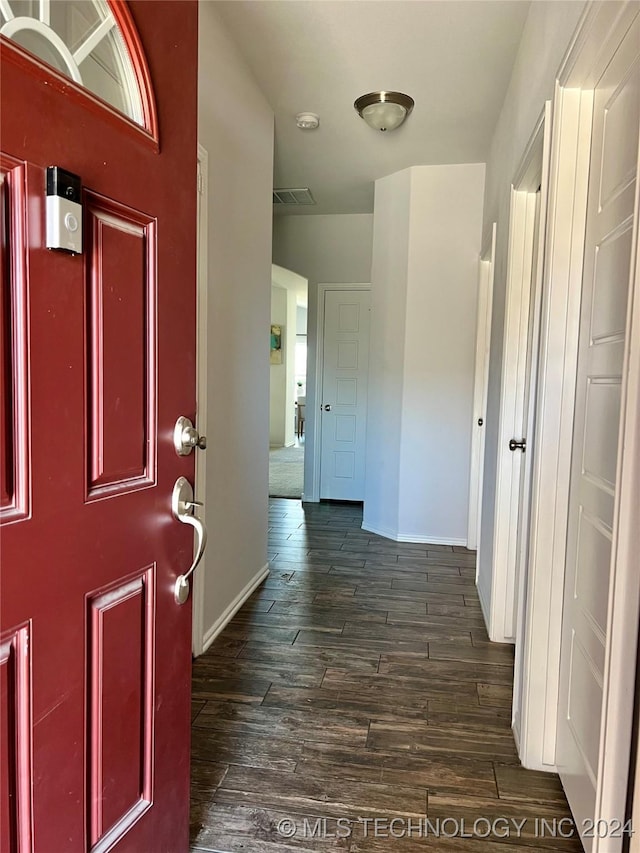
[273, 214, 374, 498]
[296, 305, 307, 335]
[362, 171, 411, 535]
[477, 0, 587, 615]
[198, 4, 273, 645]
[364, 164, 485, 544]
[269, 285, 296, 447]
[270, 286, 286, 446]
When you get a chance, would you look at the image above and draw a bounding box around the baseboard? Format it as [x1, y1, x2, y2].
[361, 519, 467, 547]
[477, 575, 492, 635]
[200, 562, 270, 655]
[512, 715, 521, 754]
[518, 754, 559, 774]
[478, 579, 515, 644]
[397, 533, 468, 546]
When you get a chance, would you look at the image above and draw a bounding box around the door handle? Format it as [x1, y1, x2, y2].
[509, 438, 526, 452]
[323, 404, 332, 412]
[173, 416, 207, 456]
[172, 476, 208, 604]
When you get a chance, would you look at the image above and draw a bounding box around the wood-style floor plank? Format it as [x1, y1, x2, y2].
[238, 641, 381, 673]
[378, 655, 514, 687]
[428, 795, 584, 850]
[262, 684, 430, 723]
[190, 498, 578, 853]
[191, 724, 302, 771]
[214, 765, 428, 820]
[367, 720, 520, 762]
[191, 802, 351, 853]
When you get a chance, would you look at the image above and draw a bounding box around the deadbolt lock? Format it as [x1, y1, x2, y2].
[174, 416, 207, 456]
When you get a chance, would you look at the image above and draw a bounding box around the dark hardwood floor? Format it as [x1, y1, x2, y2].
[190, 499, 582, 853]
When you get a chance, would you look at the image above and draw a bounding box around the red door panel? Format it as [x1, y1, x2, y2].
[0, 157, 29, 523]
[1, 623, 31, 853]
[88, 566, 155, 848]
[0, 3, 198, 851]
[86, 193, 156, 495]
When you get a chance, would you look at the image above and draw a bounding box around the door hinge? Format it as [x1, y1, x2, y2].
[197, 170, 203, 195]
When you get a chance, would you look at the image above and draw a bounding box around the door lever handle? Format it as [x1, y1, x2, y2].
[509, 438, 526, 452]
[172, 477, 208, 604]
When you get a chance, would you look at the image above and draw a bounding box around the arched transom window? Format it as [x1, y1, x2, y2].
[0, 0, 145, 125]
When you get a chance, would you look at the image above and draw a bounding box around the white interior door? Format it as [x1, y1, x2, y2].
[512, 191, 544, 735]
[468, 223, 496, 552]
[489, 175, 542, 643]
[557, 19, 639, 850]
[320, 289, 370, 501]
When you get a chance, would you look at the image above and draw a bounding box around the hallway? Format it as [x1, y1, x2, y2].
[190, 500, 581, 852]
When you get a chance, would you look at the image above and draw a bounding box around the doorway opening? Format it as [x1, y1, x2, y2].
[478, 105, 551, 649]
[269, 264, 308, 499]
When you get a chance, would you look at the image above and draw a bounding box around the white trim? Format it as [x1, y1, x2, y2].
[512, 101, 553, 751]
[38, 0, 49, 26]
[1, 17, 83, 83]
[593, 17, 640, 844]
[309, 283, 371, 503]
[361, 521, 467, 547]
[558, 1, 638, 89]
[513, 109, 546, 190]
[191, 145, 209, 658]
[201, 564, 270, 654]
[517, 84, 592, 772]
[72, 15, 115, 66]
[477, 580, 491, 640]
[518, 9, 640, 818]
[1, 4, 144, 127]
[467, 223, 496, 553]
[489, 182, 539, 644]
[0, 0, 14, 21]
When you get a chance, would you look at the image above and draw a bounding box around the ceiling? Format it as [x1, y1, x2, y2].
[215, 1, 531, 216]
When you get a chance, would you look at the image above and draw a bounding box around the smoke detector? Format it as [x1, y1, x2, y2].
[296, 112, 320, 130]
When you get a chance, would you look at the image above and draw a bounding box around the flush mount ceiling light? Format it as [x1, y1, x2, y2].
[296, 112, 320, 129]
[354, 91, 414, 132]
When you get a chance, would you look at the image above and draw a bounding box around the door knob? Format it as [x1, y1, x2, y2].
[173, 416, 206, 456]
[323, 404, 332, 412]
[172, 477, 208, 604]
[509, 438, 526, 452]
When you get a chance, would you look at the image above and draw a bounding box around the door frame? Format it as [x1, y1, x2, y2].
[192, 143, 208, 657]
[518, 11, 640, 832]
[561, 10, 640, 843]
[487, 109, 551, 644]
[467, 222, 496, 553]
[511, 102, 553, 749]
[307, 282, 370, 503]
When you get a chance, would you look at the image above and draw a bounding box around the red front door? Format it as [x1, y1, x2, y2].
[1, 3, 198, 850]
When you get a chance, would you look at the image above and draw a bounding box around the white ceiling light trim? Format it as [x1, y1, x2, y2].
[354, 91, 414, 132]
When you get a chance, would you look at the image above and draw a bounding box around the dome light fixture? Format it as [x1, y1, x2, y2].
[354, 91, 414, 132]
[296, 112, 320, 130]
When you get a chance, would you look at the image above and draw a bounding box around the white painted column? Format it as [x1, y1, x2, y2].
[364, 164, 485, 544]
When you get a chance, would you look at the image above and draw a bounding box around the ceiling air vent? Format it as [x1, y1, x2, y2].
[273, 187, 316, 206]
